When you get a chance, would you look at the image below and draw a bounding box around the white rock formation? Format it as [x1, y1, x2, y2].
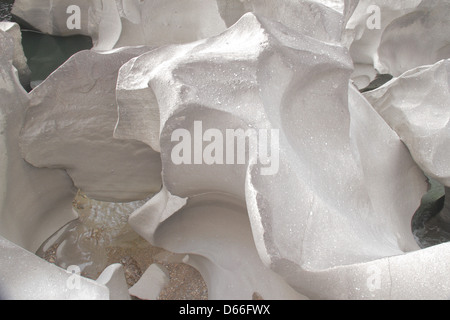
[12, 0, 227, 51]
[12, 0, 121, 51]
[11, 0, 348, 52]
[377, 1, 450, 76]
[130, 189, 306, 300]
[344, 0, 450, 86]
[20, 47, 162, 202]
[216, 0, 344, 43]
[0, 29, 76, 253]
[343, 0, 422, 87]
[3, 0, 450, 301]
[0, 235, 131, 300]
[0, 235, 110, 300]
[129, 263, 170, 300]
[96, 263, 131, 300]
[0, 22, 31, 87]
[319, 0, 345, 12]
[112, 0, 226, 49]
[117, 12, 442, 299]
[364, 59, 450, 185]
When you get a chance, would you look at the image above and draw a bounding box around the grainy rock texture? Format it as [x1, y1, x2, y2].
[0, 28, 76, 253]
[2, 0, 450, 301]
[20, 47, 162, 202]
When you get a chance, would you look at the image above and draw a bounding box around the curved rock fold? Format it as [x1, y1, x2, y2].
[2, 0, 450, 300]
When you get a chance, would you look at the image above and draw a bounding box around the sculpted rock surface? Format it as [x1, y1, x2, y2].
[12, 0, 347, 51]
[20, 47, 162, 202]
[216, 0, 344, 43]
[96, 264, 131, 300]
[118, 13, 443, 299]
[12, 0, 227, 50]
[129, 263, 170, 300]
[344, 0, 421, 87]
[0, 29, 76, 253]
[129, 188, 306, 300]
[0, 235, 131, 300]
[0, 22, 31, 87]
[377, 2, 450, 76]
[364, 59, 450, 185]
[0, 236, 109, 300]
[3, 0, 450, 300]
[344, 0, 450, 86]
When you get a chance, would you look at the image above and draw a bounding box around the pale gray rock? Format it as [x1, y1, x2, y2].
[319, 0, 345, 12]
[364, 59, 450, 186]
[344, 0, 450, 86]
[20, 47, 162, 202]
[377, 2, 450, 76]
[96, 263, 131, 300]
[12, 0, 119, 50]
[343, 0, 422, 87]
[364, 59, 450, 255]
[129, 263, 170, 300]
[120, 13, 438, 299]
[12, 0, 227, 50]
[350, 63, 377, 89]
[0, 29, 76, 253]
[267, 240, 450, 300]
[6, 0, 449, 301]
[0, 22, 31, 87]
[113, 0, 227, 49]
[0, 236, 109, 300]
[216, 0, 344, 43]
[344, 0, 422, 61]
[263, 85, 427, 298]
[129, 189, 306, 300]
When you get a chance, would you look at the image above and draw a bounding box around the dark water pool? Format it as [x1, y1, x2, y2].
[22, 31, 93, 85]
[0, 0, 14, 22]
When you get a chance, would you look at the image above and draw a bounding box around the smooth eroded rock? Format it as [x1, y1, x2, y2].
[377, 2, 450, 76]
[344, 0, 422, 87]
[12, 0, 227, 50]
[121, 12, 433, 299]
[0, 22, 31, 87]
[0, 236, 109, 300]
[0, 29, 76, 252]
[364, 59, 450, 185]
[20, 47, 162, 202]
